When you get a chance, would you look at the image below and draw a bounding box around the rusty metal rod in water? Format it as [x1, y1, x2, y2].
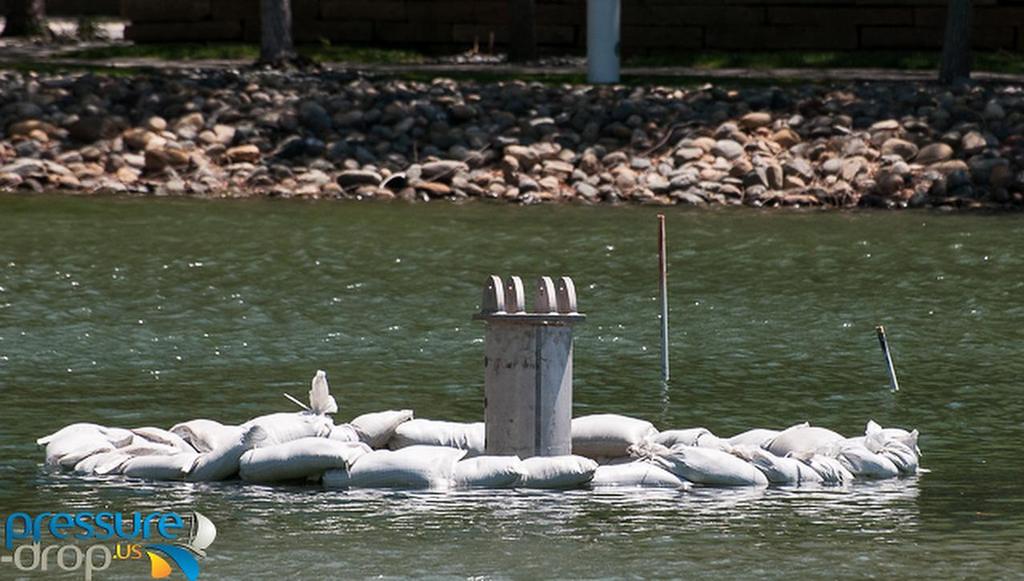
[876, 325, 900, 392]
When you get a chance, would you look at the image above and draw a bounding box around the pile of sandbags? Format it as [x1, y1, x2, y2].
[36, 374, 922, 492]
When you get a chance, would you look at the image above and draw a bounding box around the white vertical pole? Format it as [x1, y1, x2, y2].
[876, 325, 900, 392]
[587, 0, 621, 84]
[658, 215, 669, 382]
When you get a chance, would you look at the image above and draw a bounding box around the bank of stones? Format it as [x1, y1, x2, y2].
[2, 68, 1024, 209]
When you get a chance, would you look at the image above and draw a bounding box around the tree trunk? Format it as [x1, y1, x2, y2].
[2, 0, 48, 38]
[259, 0, 297, 65]
[508, 0, 537, 62]
[939, 0, 972, 84]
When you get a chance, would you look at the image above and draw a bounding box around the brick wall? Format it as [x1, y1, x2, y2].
[121, 0, 1024, 53]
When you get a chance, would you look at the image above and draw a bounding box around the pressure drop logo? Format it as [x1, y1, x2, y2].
[1, 510, 217, 580]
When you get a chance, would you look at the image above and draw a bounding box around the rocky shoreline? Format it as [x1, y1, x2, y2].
[2, 68, 1023, 209]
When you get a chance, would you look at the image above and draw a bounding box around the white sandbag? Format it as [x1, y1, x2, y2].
[170, 419, 246, 454]
[350, 409, 414, 448]
[836, 445, 900, 479]
[41, 423, 136, 468]
[323, 445, 466, 489]
[876, 441, 919, 476]
[123, 454, 199, 481]
[571, 414, 658, 459]
[655, 428, 731, 452]
[241, 412, 332, 447]
[328, 423, 361, 443]
[727, 425, 806, 449]
[185, 427, 255, 482]
[765, 425, 845, 457]
[239, 438, 371, 482]
[653, 446, 768, 487]
[388, 419, 485, 457]
[38, 423, 134, 448]
[865, 420, 920, 455]
[452, 456, 526, 488]
[800, 454, 854, 484]
[307, 369, 339, 415]
[590, 460, 688, 488]
[73, 451, 131, 476]
[730, 445, 822, 485]
[118, 441, 187, 458]
[46, 435, 116, 469]
[518, 455, 598, 489]
[130, 427, 196, 453]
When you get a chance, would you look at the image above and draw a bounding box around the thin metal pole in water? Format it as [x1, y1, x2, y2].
[658, 214, 670, 382]
[875, 325, 900, 392]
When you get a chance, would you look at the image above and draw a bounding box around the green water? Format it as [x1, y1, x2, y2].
[1, 196, 1023, 579]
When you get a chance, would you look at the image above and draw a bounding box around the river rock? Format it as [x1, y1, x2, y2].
[916, 143, 954, 165]
[69, 116, 125, 143]
[771, 128, 801, 148]
[712, 140, 744, 160]
[961, 131, 986, 156]
[739, 111, 772, 130]
[881, 138, 918, 161]
[337, 169, 382, 188]
[421, 160, 468, 182]
[226, 145, 261, 163]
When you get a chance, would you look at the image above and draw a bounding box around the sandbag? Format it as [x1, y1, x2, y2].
[653, 446, 768, 487]
[571, 414, 658, 459]
[40, 423, 135, 469]
[350, 409, 414, 448]
[730, 445, 822, 485]
[655, 428, 731, 452]
[765, 425, 845, 457]
[518, 455, 598, 489]
[388, 419, 484, 457]
[130, 427, 196, 453]
[38, 423, 134, 448]
[49, 440, 116, 470]
[323, 445, 466, 489]
[328, 423, 361, 443]
[123, 454, 199, 481]
[73, 451, 131, 476]
[239, 438, 370, 483]
[170, 419, 246, 454]
[590, 461, 688, 488]
[241, 412, 333, 448]
[865, 420, 920, 455]
[836, 445, 900, 479]
[876, 441, 919, 476]
[799, 454, 854, 484]
[185, 427, 255, 481]
[727, 427, 798, 449]
[452, 456, 525, 488]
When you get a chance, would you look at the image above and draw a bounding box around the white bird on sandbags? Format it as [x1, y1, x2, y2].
[308, 369, 338, 415]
